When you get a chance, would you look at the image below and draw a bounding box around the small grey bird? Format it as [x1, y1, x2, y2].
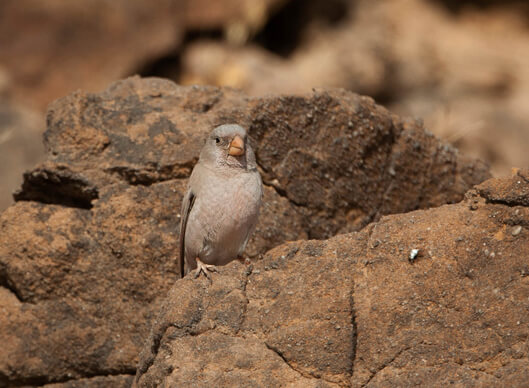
[179, 124, 263, 279]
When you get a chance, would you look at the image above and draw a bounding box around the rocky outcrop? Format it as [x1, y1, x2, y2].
[135, 171, 529, 387]
[0, 77, 488, 386]
[16, 76, 489, 240]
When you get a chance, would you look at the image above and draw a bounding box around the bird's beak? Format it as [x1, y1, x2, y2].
[228, 135, 245, 156]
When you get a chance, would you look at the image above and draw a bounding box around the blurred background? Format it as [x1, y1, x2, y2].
[1, 0, 528, 211]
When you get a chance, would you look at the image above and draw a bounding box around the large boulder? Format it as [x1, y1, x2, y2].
[135, 171, 529, 387]
[0, 77, 488, 386]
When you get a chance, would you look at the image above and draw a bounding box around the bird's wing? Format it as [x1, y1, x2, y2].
[179, 189, 196, 278]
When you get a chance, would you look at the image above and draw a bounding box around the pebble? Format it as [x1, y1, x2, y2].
[511, 225, 522, 236]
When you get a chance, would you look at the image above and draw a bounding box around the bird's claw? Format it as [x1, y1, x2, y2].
[194, 258, 217, 280]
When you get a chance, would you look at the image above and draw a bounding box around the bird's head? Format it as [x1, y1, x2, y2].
[199, 124, 256, 170]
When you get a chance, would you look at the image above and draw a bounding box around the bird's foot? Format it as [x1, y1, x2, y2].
[194, 257, 217, 280]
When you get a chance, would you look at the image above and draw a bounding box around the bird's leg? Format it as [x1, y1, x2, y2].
[194, 257, 217, 279]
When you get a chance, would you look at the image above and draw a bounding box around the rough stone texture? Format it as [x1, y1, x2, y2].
[0, 77, 488, 386]
[247, 90, 489, 239]
[0, 182, 182, 386]
[134, 251, 354, 388]
[135, 171, 529, 387]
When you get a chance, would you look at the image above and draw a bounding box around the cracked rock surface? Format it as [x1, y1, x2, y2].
[1, 77, 489, 386]
[135, 171, 529, 387]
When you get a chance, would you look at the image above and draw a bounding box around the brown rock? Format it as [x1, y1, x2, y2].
[0, 182, 182, 386]
[135, 172, 529, 387]
[476, 169, 529, 207]
[247, 90, 489, 238]
[0, 77, 488, 385]
[18, 76, 489, 240]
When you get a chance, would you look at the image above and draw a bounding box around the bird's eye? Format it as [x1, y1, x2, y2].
[215, 137, 220, 144]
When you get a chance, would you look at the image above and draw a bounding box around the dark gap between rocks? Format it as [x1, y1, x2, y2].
[253, 0, 351, 57]
[13, 171, 98, 210]
[0, 269, 24, 303]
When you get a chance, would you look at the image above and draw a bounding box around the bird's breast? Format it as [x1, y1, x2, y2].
[186, 170, 262, 264]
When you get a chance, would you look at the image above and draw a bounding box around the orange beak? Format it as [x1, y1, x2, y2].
[228, 135, 245, 156]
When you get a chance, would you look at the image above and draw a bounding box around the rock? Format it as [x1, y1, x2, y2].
[247, 90, 489, 238]
[134, 250, 355, 388]
[0, 66, 9, 97]
[135, 171, 529, 387]
[0, 183, 181, 386]
[476, 169, 529, 207]
[0, 77, 488, 386]
[17, 76, 489, 241]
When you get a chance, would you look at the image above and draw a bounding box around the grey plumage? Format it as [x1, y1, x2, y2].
[179, 124, 263, 279]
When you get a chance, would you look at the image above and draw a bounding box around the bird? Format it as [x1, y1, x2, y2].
[179, 124, 263, 279]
